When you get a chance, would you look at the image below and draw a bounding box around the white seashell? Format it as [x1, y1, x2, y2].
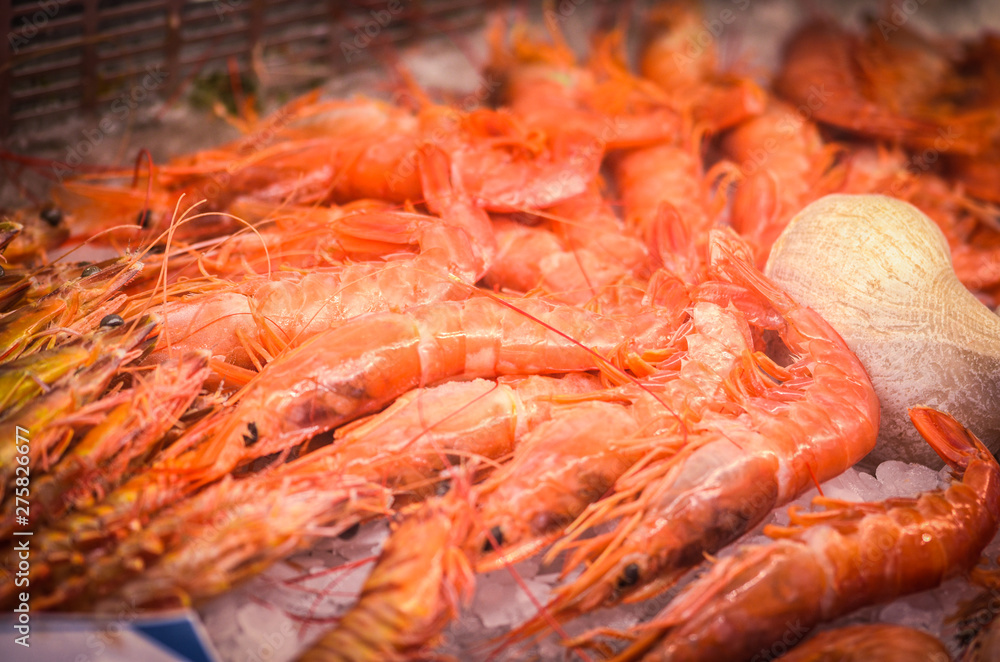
[765, 193, 1000, 468]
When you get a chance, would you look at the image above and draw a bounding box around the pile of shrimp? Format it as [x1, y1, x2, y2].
[3, 3, 1000, 660]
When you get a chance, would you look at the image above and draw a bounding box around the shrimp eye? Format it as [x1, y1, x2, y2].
[99, 314, 125, 328]
[0, 265, 5, 278]
[617, 563, 640, 589]
[81, 265, 100, 278]
[482, 525, 505, 552]
[40, 206, 63, 226]
[338, 522, 361, 540]
[242, 422, 259, 447]
[136, 209, 153, 228]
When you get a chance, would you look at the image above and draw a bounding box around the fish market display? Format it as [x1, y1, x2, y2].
[2, 3, 1000, 661]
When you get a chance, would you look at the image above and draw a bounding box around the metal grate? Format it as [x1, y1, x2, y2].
[0, 0, 491, 135]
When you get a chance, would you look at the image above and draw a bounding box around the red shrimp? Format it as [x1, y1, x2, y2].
[605, 407, 999, 662]
[489, 20, 683, 151]
[163, 97, 602, 214]
[638, 3, 765, 133]
[721, 101, 844, 265]
[20, 464, 389, 610]
[306, 373, 603, 497]
[297, 483, 477, 662]
[779, 624, 950, 662]
[509, 230, 878, 635]
[474, 286, 763, 571]
[142, 149, 497, 372]
[614, 141, 735, 282]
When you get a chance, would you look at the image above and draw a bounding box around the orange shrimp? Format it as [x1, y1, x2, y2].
[777, 624, 950, 662]
[0, 255, 143, 363]
[0, 212, 68, 266]
[298, 484, 477, 662]
[51, 180, 183, 242]
[472, 401, 652, 569]
[159, 97, 423, 208]
[16, 351, 211, 534]
[484, 182, 649, 304]
[774, 19, 1000, 157]
[36, 292, 675, 575]
[142, 156, 497, 372]
[474, 285, 763, 571]
[964, 613, 1000, 662]
[613, 141, 734, 282]
[489, 20, 683, 151]
[721, 101, 844, 265]
[305, 373, 603, 497]
[162, 97, 602, 214]
[638, 3, 765, 133]
[19, 462, 388, 611]
[604, 407, 999, 662]
[511, 230, 878, 632]
[182, 293, 681, 485]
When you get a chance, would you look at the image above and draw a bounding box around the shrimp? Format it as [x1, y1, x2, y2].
[950, 152, 1000, 205]
[472, 401, 654, 570]
[721, 101, 844, 265]
[1, 208, 67, 267]
[142, 151, 497, 372]
[0, 255, 143, 363]
[475, 287, 762, 571]
[638, 3, 765, 133]
[160, 97, 424, 208]
[15, 351, 211, 534]
[511, 230, 878, 633]
[0, 315, 161, 507]
[51, 180, 183, 242]
[30, 293, 675, 582]
[774, 19, 1000, 157]
[162, 97, 602, 214]
[964, 614, 1000, 662]
[318, 373, 602, 498]
[613, 141, 735, 283]
[484, 181, 650, 305]
[488, 20, 683, 151]
[778, 624, 950, 662]
[605, 407, 999, 662]
[180, 293, 680, 485]
[484, 217, 645, 306]
[0, 312, 159, 422]
[297, 485, 476, 662]
[17, 461, 389, 611]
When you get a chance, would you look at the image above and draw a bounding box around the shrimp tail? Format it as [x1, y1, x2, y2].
[298, 477, 477, 662]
